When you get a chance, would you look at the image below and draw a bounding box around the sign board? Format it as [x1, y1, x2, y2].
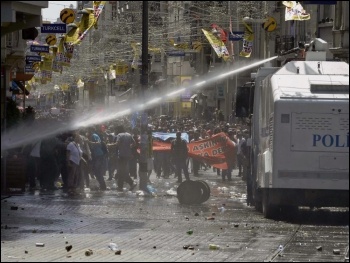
[262, 17, 277, 32]
[25, 65, 35, 73]
[228, 31, 245, 41]
[217, 85, 225, 99]
[41, 23, 66, 33]
[30, 45, 50, 53]
[26, 55, 42, 62]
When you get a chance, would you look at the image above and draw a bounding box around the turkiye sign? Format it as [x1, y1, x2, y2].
[26, 55, 42, 62]
[41, 23, 67, 33]
[30, 45, 50, 53]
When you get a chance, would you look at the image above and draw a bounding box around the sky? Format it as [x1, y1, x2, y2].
[42, 1, 77, 22]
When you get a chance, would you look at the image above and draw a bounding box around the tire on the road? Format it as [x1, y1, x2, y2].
[177, 180, 202, 205]
[196, 180, 211, 203]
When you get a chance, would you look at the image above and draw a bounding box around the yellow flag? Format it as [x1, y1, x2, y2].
[202, 29, 231, 62]
[192, 41, 202, 52]
[40, 57, 53, 71]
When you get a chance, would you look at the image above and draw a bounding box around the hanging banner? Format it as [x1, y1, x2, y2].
[151, 132, 236, 170]
[153, 132, 189, 143]
[202, 29, 231, 62]
[72, 1, 106, 45]
[282, 1, 311, 21]
[239, 21, 254, 58]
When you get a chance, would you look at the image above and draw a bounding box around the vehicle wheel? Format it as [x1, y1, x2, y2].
[254, 189, 263, 212]
[262, 190, 278, 219]
[196, 180, 211, 203]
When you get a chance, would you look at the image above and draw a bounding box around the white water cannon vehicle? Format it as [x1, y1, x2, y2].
[237, 38, 349, 219]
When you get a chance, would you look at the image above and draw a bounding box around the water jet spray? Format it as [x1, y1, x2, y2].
[1, 56, 278, 152]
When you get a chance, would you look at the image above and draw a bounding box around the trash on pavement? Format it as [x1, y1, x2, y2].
[65, 245, 73, 252]
[35, 243, 45, 247]
[166, 188, 177, 196]
[108, 242, 118, 251]
[333, 249, 341, 255]
[115, 250, 122, 255]
[209, 244, 220, 250]
[316, 246, 322, 251]
[187, 229, 193, 235]
[85, 249, 93, 256]
[206, 217, 215, 220]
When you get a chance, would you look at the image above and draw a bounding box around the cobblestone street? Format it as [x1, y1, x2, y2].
[1, 169, 349, 262]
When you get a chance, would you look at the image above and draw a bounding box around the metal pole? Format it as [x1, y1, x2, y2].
[139, 1, 149, 192]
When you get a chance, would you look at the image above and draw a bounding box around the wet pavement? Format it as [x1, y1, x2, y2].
[1, 168, 349, 262]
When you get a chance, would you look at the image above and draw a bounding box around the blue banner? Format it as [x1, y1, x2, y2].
[152, 132, 189, 143]
[41, 24, 66, 33]
[30, 45, 50, 53]
[229, 31, 245, 41]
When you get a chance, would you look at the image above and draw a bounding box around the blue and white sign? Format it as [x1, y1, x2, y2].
[152, 132, 189, 143]
[30, 45, 50, 53]
[26, 55, 42, 62]
[229, 31, 245, 41]
[41, 23, 66, 33]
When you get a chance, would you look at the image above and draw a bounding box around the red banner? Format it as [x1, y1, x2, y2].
[152, 132, 236, 170]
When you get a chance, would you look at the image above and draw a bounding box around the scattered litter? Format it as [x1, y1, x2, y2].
[206, 217, 215, 220]
[65, 245, 73, 252]
[85, 249, 93, 256]
[166, 188, 177, 196]
[187, 229, 193, 235]
[233, 224, 239, 227]
[153, 246, 157, 249]
[278, 245, 283, 251]
[316, 246, 322, 251]
[212, 212, 216, 216]
[136, 190, 145, 196]
[25, 251, 28, 254]
[218, 207, 226, 213]
[185, 216, 189, 221]
[35, 243, 45, 247]
[209, 244, 220, 250]
[333, 249, 341, 255]
[115, 250, 122, 255]
[10, 206, 18, 210]
[108, 243, 118, 251]
[183, 244, 195, 250]
[194, 212, 199, 216]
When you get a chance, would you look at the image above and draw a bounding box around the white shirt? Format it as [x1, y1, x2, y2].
[237, 138, 246, 155]
[67, 142, 82, 165]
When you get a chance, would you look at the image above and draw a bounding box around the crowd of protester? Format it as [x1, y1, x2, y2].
[6, 111, 251, 196]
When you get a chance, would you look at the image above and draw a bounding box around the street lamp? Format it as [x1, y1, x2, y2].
[139, 1, 149, 192]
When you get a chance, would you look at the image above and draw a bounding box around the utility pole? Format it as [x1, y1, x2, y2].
[139, 1, 149, 192]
